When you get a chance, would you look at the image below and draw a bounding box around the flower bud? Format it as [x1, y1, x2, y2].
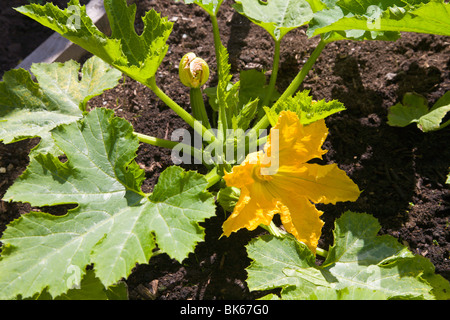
[179, 52, 210, 88]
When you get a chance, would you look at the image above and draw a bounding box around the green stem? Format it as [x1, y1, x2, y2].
[262, 221, 328, 258]
[190, 87, 211, 129]
[146, 76, 216, 143]
[263, 39, 281, 107]
[135, 132, 203, 163]
[205, 167, 222, 188]
[280, 39, 326, 100]
[315, 247, 328, 259]
[209, 11, 229, 150]
[267, 221, 285, 238]
[257, 135, 267, 147]
[210, 14, 223, 77]
[252, 38, 327, 134]
[135, 132, 179, 149]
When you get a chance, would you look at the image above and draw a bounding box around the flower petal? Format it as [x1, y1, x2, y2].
[223, 151, 263, 189]
[272, 163, 361, 204]
[278, 195, 324, 253]
[265, 111, 328, 166]
[222, 183, 278, 236]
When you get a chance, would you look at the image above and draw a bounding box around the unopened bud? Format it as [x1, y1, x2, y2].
[179, 52, 209, 88]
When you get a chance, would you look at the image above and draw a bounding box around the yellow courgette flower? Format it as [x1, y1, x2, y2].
[223, 111, 361, 252]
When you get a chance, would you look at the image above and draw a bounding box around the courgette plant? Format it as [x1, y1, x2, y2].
[0, 0, 449, 300]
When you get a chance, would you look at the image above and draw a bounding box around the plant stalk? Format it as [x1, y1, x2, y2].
[263, 39, 281, 107]
[281, 39, 326, 100]
[262, 221, 329, 258]
[205, 167, 222, 188]
[210, 14, 224, 77]
[252, 38, 327, 134]
[135, 132, 203, 163]
[146, 76, 216, 143]
[190, 87, 211, 129]
[267, 221, 285, 238]
[315, 247, 328, 259]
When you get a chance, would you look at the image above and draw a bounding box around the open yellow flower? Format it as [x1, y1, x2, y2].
[222, 111, 361, 252]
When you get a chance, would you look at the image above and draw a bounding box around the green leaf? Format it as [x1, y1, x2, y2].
[302, 287, 389, 300]
[270, 90, 346, 125]
[232, 98, 259, 131]
[307, 0, 450, 42]
[246, 211, 450, 300]
[0, 56, 121, 156]
[0, 108, 215, 299]
[32, 270, 128, 300]
[239, 69, 267, 106]
[387, 93, 429, 127]
[216, 43, 240, 136]
[205, 70, 263, 131]
[233, 0, 317, 41]
[16, 0, 172, 85]
[174, 0, 224, 15]
[263, 106, 279, 127]
[387, 92, 450, 132]
[239, 69, 279, 109]
[217, 186, 240, 212]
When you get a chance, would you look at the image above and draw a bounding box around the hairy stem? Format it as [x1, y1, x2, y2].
[263, 39, 281, 107]
[210, 14, 224, 77]
[135, 132, 203, 163]
[281, 39, 327, 99]
[190, 87, 211, 129]
[315, 247, 328, 259]
[252, 38, 327, 134]
[146, 76, 216, 143]
[205, 167, 222, 188]
[262, 221, 329, 258]
[267, 221, 285, 238]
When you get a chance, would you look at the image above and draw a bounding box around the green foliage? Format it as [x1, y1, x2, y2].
[4, 0, 450, 301]
[205, 68, 277, 124]
[205, 44, 268, 133]
[16, 0, 172, 85]
[174, 0, 224, 15]
[216, 43, 239, 132]
[264, 90, 346, 126]
[246, 212, 450, 300]
[233, 0, 321, 41]
[217, 186, 240, 212]
[307, 0, 450, 42]
[387, 91, 450, 132]
[0, 56, 121, 156]
[0, 108, 215, 299]
[32, 270, 128, 300]
[239, 69, 280, 109]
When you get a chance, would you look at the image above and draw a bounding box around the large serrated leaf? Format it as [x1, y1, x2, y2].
[246, 211, 450, 300]
[16, 0, 172, 85]
[0, 56, 121, 156]
[307, 0, 450, 42]
[32, 270, 128, 300]
[0, 108, 215, 299]
[233, 0, 319, 41]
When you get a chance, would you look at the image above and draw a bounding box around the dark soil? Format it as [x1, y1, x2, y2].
[0, 0, 449, 300]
